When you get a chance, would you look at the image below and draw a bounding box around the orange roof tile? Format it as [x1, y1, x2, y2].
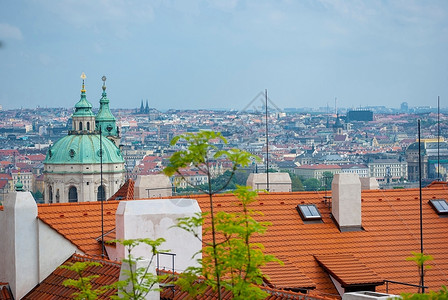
[37, 201, 120, 256]
[262, 256, 316, 289]
[178, 183, 448, 296]
[36, 182, 448, 297]
[0, 283, 13, 300]
[314, 253, 383, 287]
[157, 270, 333, 300]
[108, 179, 134, 200]
[23, 254, 120, 299]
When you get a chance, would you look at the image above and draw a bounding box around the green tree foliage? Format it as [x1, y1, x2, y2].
[288, 172, 304, 192]
[175, 169, 251, 195]
[321, 171, 334, 190]
[303, 178, 321, 191]
[110, 238, 166, 300]
[163, 131, 256, 299]
[401, 285, 448, 300]
[59, 261, 108, 300]
[406, 251, 433, 293]
[176, 186, 280, 300]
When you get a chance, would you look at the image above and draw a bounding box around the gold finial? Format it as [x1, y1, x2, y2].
[81, 72, 87, 92]
[102, 75, 107, 91]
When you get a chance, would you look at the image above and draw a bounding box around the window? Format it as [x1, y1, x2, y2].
[97, 185, 106, 201]
[79, 122, 83, 131]
[68, 186, 78, 203]
[297, 204, 322, 221]
[429, 199, 448, 215]
[49, 186, 53, 203]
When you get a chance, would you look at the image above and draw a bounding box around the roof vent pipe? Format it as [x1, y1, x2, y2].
[331, 173, 362, 231]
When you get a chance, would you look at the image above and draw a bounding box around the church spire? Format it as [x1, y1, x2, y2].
[96, 75, 119, 144]
[145, 99, 149, 114]
[71, 73, 95, 134]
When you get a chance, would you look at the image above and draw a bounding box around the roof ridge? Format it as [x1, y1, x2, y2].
[72, 253, 122, 267]
[38, 200, 121, 208]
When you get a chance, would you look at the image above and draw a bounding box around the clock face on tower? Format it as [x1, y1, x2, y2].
[107, 124, 113, 132]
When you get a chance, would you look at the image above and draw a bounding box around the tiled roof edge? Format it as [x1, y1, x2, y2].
[72, 253, 121, 267]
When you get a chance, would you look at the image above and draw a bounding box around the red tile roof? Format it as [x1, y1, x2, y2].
[21, 253, 333, 300]
[157, 270, 333, 300]
[314, 253, 383, 287]
[297, 164, 341, 170]
[179, 184, 448, 296]
[25, 154, 46, 161]
[262, 256, 315, 289]
[108, 179, 134, 201]
[23, 254, 120, 299]
[0, 283, 13, 300]
[38, 201, 120, 256]
[36, 182, 448, 297]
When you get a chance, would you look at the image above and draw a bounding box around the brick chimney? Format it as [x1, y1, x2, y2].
[331, 173, 362, 231]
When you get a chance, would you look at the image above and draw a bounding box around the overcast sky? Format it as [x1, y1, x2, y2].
[1, 0, 447, 111]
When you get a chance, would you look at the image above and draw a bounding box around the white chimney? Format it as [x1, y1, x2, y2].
[134, 174, 173, 199]
[115, 198, 202, 271]
[0, 191, 39, 299]
[360, 177, 379, 190]
[331, 173, 362, 231]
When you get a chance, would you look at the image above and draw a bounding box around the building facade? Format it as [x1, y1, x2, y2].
[368, 159, 408, 182]
[406, 139, 448, 181]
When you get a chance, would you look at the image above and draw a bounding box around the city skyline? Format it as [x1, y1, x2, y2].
[1, 1, 447, 111]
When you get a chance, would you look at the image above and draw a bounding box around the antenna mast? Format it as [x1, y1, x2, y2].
[334, 97, 337, 116]
[418, 119, 425, 293]
[100, 74, 106, 258]
[437, 96, 440, 180]
[265, 89, 269, 192]
[100, 125, 104, 258]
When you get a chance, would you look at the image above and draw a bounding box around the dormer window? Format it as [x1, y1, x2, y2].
[296, 204, 322, 222]
[429, 199, 448, 215]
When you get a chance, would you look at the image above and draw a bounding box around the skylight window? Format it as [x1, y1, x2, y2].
[429, 199, 448, 215]
[296, 204, 322, 221]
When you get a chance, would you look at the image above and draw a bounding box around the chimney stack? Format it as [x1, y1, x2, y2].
[0, 190, 39, 299]
[332, 173, 362, 231]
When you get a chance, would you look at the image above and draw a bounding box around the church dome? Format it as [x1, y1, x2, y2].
[44, 134, 124, 165]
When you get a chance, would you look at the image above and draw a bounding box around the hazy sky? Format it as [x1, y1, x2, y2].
[1, 1, 447, 111]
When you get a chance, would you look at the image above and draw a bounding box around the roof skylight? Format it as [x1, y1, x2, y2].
[429, 199, 448, 215]
[296, 204, 322, 221]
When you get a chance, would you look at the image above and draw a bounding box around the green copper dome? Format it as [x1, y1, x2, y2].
[44, 134, 124, 165]
[73, 89, 95, 118]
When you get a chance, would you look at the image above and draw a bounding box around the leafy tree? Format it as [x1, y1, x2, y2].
[406, 251, 433, 293]
[59, 261, 108, 300]
[288, 172, 304, 191]
[401, 285, 448, 300]
[175, 186, 280, 300]
[163, 131, 259, 299]
[110, 238, 166, 300]
[303, 178, 321, 191]
[321, 171, 334, 190]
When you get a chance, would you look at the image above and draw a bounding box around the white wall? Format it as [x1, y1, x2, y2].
[134, 174, 173, 199]
[38, 220, 79, 281]
[247, 172, 292, 192]
[115, 199, 202, 273]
